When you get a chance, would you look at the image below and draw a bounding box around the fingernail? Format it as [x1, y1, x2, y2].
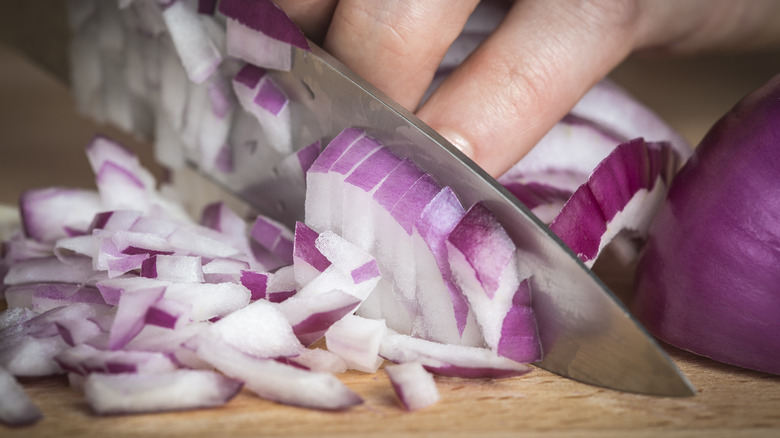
[437, 128, 474, 159]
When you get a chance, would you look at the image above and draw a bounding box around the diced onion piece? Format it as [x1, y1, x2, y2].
[205, 299, 304, 358]
[633, 74, 780, 374]
[108, 286, 166, 350]
[446, 203, 542, 362]
[83, 370, 242, 415]
[19, 188, 102, 243]
[162, 0, 222, 83]
[549, 138, 678, 267]
[292, 222, 331, 287]
[385, 362, 440, 411]
[325, 315, 386, 373]
[140, 254, 205, 283]
[278, 290, 362, 347]
[0, 367, 43, 426]
[219, 0, 308, 71]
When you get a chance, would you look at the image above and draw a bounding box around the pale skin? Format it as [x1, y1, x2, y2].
[273, 0, 780, 177]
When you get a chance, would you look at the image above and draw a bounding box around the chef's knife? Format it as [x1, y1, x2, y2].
[245, 44, 695, 397]
[2, 5, 695, 397]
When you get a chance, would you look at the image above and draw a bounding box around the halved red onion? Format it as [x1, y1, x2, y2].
[292, 222, 331, 287]
[385, 362, 440, 411]
[633, 74, 780, 375]
[196, 334, 363, 410]
[83, 369, 242, 415]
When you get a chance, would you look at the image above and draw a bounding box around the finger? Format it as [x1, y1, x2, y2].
[273, 0, 339, 43]
[417, 0, 643, 177]
[323, 0, 480, 111]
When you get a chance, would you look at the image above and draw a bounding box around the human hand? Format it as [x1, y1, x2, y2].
[274, 0, 780, 177]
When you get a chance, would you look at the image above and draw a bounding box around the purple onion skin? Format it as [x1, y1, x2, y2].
[633, 74, 780, 375]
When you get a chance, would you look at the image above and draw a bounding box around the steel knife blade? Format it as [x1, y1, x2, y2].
[209, 44, 695, 397]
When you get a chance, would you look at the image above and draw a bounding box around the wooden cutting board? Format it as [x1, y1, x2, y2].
[2, 39, 780, 438]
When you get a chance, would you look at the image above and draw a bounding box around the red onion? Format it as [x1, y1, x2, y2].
[633, 74, 780, 375]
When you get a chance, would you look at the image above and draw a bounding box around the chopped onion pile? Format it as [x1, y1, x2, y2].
[1, 134, 543, 423]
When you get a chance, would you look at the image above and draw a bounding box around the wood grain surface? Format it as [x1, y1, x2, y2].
[2, 36, 780, 437]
